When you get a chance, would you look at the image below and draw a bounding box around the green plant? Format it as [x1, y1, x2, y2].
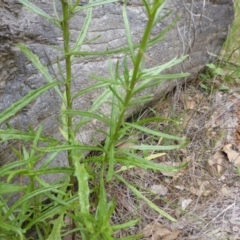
[0, 0, 189, 239]
[199, 63, 230, 92]
[205, 0, 240, 87]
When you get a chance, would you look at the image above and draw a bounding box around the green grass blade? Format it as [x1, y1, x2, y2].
[0, 81, 59, 125]
[115, 174, 176, 221]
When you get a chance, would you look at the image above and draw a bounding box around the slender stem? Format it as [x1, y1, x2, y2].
[104, 0, 163, 180]
[60, 1, 75, 239]
[104, 4, 161, 173]
[61, 1, 73, 167]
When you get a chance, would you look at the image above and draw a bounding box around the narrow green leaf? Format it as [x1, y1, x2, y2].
[109, 85, 124, 104]
[17, 44, 64, 101]
[134, 116, 177, 125]
[147, 16, 180, 47]
[123, 3, 134, 62]
[18, 0, 59, 26]
[75, 88, 111, 132]
[63, 110, 110, 125]
[139, 73, 189, 81]
[123, 56, 130, 88]
[133, 74, 189, 94]
[128, 95, 153, 106]
[0, 221, 24, 240]
[116, 151, 187, 172]
[141, 0, 151, 17]
[72, 3, 92, 53]
[73, 0, 118, 13]
[25, 203, 71, 230]
[140, 56, 188, 78]
[0, 157, 39, 177]
[116, 174, 176, 221]
[29, 125, 43, 157]
[152, 0, 166, 25]
[39, 152, 59, 169]
[73, 82, 109, 100]
[126, 144, 183, 151]
[21, 167, 74, 176]
[0, 129, 58, 143]
[89, 74, 121, 85]
[37, 144, 103, 153]
[112, 218, 140, 230]
[118, 234, 144, 240]
[4, 184, 64, 221]
[125, 122, 184, 141]
[0, 82, 59, 125]
[6, 168, 74, 182]
[0, 183, 27, 194]
[52, 0, 60, 20]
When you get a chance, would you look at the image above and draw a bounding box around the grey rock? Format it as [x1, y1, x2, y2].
[0, 0, 234, 166]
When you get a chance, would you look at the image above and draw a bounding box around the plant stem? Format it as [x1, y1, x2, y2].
[61, 1, 73, 167]
[105, 3, 162, 179]
[60, 1, 75, 238]
[104, 3, 164, 181]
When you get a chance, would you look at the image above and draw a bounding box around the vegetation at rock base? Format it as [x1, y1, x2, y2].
[0, 1, 189, 239]
[1, 0, 239, 239]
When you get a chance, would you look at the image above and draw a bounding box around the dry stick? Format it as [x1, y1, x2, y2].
[200, 203, 235, 232]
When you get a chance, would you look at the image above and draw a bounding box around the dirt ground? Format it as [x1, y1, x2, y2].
[112, 77, 240, 240]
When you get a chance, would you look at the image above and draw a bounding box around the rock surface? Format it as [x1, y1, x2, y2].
[0, 0, 234, 165]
